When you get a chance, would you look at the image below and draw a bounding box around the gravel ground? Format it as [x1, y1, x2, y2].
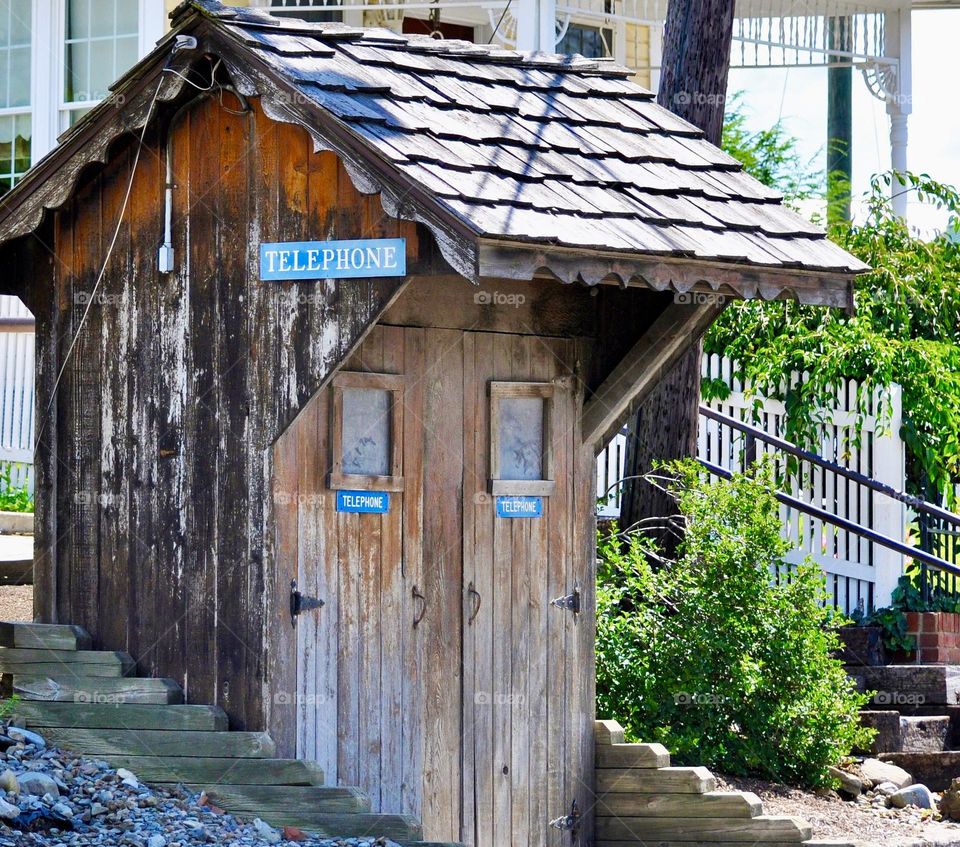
[0, 725, 400, 846]
[0, 586, 32, 622]
[716, 773, 960, 845]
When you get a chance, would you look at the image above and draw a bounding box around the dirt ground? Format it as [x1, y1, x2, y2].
[0, 584, 32, 621]
[717, 773, 960, 845]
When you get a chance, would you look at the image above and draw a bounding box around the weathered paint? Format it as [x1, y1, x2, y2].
[28, 93, 435, 732]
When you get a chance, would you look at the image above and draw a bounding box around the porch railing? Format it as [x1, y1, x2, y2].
[599, 408, 960, 615]
[0, 298, 36, 495]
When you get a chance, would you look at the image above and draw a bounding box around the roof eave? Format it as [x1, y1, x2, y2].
[0, 23, 200, 246]
[477, 238, 861, 309]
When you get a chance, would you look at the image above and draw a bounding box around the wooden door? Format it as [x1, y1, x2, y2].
[461, 332, 593, 847]
[273, 323, 594, 845]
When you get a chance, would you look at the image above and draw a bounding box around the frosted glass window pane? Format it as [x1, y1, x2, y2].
[90, 0, 114, 38]
[116, 0, 138, 33]
[115, 34, 138, 76]
[7, 45, 28, 107]
[2, 0, 31, 44]
[88, 47, 115, 100]
[342, 388, 391, 476]
[499, 397, 544, 480]
[65, 0, 139, 103]
[0, 114, 31, 194]
[0, 0, 31, 109]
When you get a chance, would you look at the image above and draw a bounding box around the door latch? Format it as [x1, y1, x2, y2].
[290, 579, 324, 625]
[550, 582, 581, 615]
[548, 799, 581, 838]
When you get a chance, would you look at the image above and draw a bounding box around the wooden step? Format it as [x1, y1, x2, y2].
[187, 784, 369, 816]
[0, 623, 91, 651]
[0, 559, 33, 586]
[0, 648, 134, 675]
[270, 813, 421, 841]
[596, 790, 762, 818]
[12, 675, 183, 704]
[597, 766, 716, 794]
[401, 843, 466, 847]
[2, 662, 126, 679]
[596, 814, 812, 843]
[596, 742, 672, 769]
[102, 756, 324, 786]
[37, 728, 274, 758]
[9, 701, 228, 731]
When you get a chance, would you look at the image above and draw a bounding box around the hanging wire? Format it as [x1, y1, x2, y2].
[36, 55, 196, 446]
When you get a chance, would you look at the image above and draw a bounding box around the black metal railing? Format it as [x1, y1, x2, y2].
[700, 406, 960, 608]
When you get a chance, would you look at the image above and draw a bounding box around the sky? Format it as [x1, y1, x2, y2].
[727, 9, 960, 231]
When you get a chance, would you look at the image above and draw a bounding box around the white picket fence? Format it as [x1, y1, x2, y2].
[598, 354, 906, 613]
[0, 296, 35, 493]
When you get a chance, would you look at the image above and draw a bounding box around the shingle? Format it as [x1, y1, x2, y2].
[189, 4, 870, 278]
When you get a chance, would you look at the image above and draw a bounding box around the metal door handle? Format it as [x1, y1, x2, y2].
[412, 585, 426, 627]
[468, 581, 482, 625]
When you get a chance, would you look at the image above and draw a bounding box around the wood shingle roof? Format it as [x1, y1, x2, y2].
[0, 0, 868, 306]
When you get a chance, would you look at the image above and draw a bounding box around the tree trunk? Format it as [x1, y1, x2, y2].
[618, 0, 735, 551]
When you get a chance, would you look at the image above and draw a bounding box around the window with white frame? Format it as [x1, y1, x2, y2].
[0, 0, 31, 193]
[62, 0, 139, 129]
[557, 22, 614, 59]
[267, 0, 343, 23]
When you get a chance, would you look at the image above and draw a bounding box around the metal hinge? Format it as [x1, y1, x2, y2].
[550, 582, 581, 615]
[290, 579, 324, 625]
[549, 799, 581, 838]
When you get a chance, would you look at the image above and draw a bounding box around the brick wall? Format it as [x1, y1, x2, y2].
[905, 612, 960, 664]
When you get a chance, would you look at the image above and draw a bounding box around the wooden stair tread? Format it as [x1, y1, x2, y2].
[597, 765, 716, 794]
[596, 789, 762, 818]
[263, 813, 421, 841]
[102, 756, 324, 785]
[188, 784, 369, 814]
[10, 701, 228, 731]
[0, 622, 91, 651]
[2, 662, 127, 678]
[38, 728, 274, 758]
[596, 813, 812, 843]
[12, 675, 183, 704]
[0, 648, 133, 666]
[596, 742, 672, 769]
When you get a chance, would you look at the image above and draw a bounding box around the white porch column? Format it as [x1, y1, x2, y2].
[872, 383, 906, 608]
[885, 4, 912, 219]
[139, 0, 168, 56]
[30, 0, 57, 162]
[515, 0, 557, 52]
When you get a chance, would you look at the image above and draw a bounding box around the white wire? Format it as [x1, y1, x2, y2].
[36, 72, 167, 448]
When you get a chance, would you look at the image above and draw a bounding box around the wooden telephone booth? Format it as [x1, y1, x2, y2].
[0, 2, 865, 843]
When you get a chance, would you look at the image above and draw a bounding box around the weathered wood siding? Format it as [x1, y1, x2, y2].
[271, 280, 600, 844]
[32, 93, 431, 731]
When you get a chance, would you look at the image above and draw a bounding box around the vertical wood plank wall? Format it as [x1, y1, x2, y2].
[34, 94, 426, 732]
[272, 311, 597, 846]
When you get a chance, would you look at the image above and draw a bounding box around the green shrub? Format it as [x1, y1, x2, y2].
[0, 463, 32, 513]
[596, 460, 874, 786]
